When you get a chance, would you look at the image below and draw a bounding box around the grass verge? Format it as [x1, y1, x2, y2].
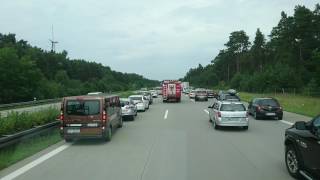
[239, 92, 319, 117]
[0, 128, 61, 170]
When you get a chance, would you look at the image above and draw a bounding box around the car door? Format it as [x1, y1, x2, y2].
[298, 116, 320, 175]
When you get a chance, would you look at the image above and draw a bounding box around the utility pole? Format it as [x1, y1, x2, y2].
[49, 25, 58, 52]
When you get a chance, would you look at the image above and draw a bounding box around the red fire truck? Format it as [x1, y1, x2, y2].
[162, 80, 182, 102]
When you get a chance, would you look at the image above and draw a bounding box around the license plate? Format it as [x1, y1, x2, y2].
[67, 129, 80, 134]
[266, 113, 275, 116]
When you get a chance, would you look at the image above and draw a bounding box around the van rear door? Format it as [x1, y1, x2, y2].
[64, 99, 102, 127]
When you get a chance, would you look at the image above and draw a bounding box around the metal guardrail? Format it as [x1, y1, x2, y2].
[0, 98, 61, 110]
[0, 121, 60, 149]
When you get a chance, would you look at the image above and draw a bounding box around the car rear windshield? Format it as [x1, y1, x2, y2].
[259, 99, 279, 106]
[225, 95, 239, 100]
[130, 97, 142, 101]
[66, 100, 100, 115]
[120, 101, 129, 107]
[197, 91, 207, 94]
[220, 104, 246, 111]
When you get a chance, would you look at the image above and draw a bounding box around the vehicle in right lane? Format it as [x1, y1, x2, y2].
[208, 101, 249, 130]
[284, 115, 320, 180]
[248, 98, 283, 120]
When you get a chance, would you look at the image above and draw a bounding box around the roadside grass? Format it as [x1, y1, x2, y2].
[0, 129, 61, 170]
[239, 92, 319, 117]
[0, 108, 59, 136]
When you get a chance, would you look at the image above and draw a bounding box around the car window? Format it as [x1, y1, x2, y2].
[66, 100, 100, 115]
[220, 104, 246, 111]
[120, 101, 129, 107]
[259, 99, 279, 106]
[130, 97, 142, 101]
[314, 116, 320, 128]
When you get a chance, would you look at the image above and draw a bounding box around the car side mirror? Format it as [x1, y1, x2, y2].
[295, 121, 307, 130]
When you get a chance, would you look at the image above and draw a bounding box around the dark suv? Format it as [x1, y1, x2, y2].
[284, 116, 320, 180]
[248, 98, 283, 120]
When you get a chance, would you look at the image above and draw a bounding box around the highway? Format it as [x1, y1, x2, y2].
[0, 95, 311, 180]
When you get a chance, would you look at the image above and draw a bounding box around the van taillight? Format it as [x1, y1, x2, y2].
[218, 112, 221, 117]
[102, 111, 107, 122]
[59, 111, 64, 121]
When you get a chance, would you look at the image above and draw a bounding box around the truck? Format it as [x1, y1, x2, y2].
[162, 80, 182, 102]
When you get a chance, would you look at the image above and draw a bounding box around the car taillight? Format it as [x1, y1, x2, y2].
[218, 112, 221, 117]
[102, 110, 107, 122]
[257, 106, 261, 111]
[59, 111, 64, 121]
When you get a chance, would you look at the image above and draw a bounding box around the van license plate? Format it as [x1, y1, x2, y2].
[67, 129, 80, 134]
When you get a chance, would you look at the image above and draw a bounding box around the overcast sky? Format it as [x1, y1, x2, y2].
[0, 0, 318, 80]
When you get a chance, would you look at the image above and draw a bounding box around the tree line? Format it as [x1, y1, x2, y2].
[183, 4, 320, 96]
[0, 34, 159, 104]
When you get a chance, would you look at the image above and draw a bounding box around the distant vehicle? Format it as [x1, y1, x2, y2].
[208, 101, 249, 130]
[206, 90, 217, 98]
[248, 98, 283, 120]
[139, 91, 153, 104]
[60, 95, 122, 142]
[120, 98, 137, 121]
[189, 90, 196, 99]
[284, 116, 320, 180]
[182, 82, 189, 93]
[195, 89, 208, 101]
[140, 88, 147, 91]
[129, 95, 149, 111]
[149, 90, 158, 98]
[87, 92, 103, 95]
[162, 80, 182, 102]
[155, 87, 162, 95]
[216, 91, 240, 101]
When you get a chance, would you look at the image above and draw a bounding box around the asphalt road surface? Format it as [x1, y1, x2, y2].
[0, 95, 311, 180]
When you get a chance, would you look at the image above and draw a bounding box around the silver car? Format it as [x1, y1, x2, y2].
[120, 98, 137, 120]
[208, 101, 249, 130]
[129, 95, 149, 111]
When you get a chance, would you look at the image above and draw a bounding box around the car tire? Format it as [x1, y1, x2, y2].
[285, 145, 302, 179]
[213, 122, 220, 130]
[104, 126, 112, 142]
[278, 115, 283, 120]
[243, 126, 248, 130]
[131, 115, 135, 121]
[254, 112, 260, 120]
[65, 138, 73, 143]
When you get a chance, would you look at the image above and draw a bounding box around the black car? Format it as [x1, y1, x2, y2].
[217, 92, 240, 101]
[248, 98, 283, 120]
[206, 90, 218, 98]
[284, 116, 320, 180]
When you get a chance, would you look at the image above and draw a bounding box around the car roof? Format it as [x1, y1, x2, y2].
[219, 101, 244, 105]
[129, 95, 143, 97]
[120, 98, 130, 101]
[64, 95, 117, 100]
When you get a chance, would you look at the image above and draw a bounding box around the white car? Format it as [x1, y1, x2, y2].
[129, 95, 149, 111]
[150, 90, 158, 98]
[189, 90, 196, 99]
[208, 101, 249, 130]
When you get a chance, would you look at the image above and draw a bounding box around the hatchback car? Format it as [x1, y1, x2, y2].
[120, 98, 137, 120]
[248, 98, 283, 120]
[206, 90, 217, 98]
[208, 101, 249, 130]
[195, 89, 208, 101]
[129, 95, 149, 111]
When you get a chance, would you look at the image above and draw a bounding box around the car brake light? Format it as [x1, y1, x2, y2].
[59, 111, 64, 121]
[257, 106, 261, 111]
[218, 112, 221, 117]
[102, 110, 107, 122]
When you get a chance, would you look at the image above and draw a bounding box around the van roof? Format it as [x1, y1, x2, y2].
[64, 95, 118, 100]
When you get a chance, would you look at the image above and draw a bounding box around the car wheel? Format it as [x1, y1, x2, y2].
[118, 117, 123, 128]
[254, 112, 260, 120]
[131, 115, 135, 121]
[213, 122, 220, 130]
[243, 126, 248, 130]
[285, 145, 302, 179]
[104, 126, 112, 142]
[278, 115, 283, 120]
[65, 138, 73, 142]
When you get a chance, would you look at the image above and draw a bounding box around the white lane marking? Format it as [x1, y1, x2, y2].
[204, 109, 209, 114]
[0, 144, 70, 180]
[280, 120, 294, 126]
[164, 110, 168, 119]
